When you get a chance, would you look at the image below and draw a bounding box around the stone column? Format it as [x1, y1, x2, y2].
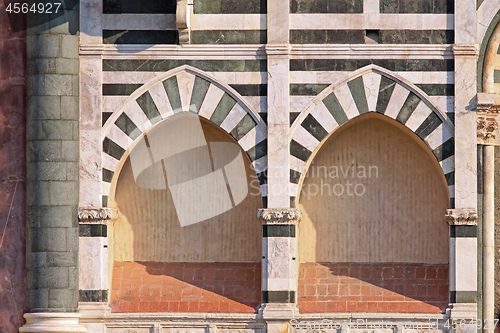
[258, 209, 301, 325]
[21, 3, 85, 333]
[477, 108, 499, 333]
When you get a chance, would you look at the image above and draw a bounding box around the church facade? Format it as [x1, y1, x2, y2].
[2, 0, 500, 332]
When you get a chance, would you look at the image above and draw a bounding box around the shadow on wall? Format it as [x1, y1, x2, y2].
[297, 114, 450, 313]
[109, 118, 263, 313]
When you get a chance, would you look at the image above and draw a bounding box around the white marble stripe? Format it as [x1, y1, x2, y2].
[334, 84, 359, 119]
[289, 71, 454, 84]
[425, 123, 453, 150]
[362, 72, 382, 112]
[294, 125, 320, 152]
[102, 71, 267, 85]
[290, 14, 453, 30]
[124, 101, 152, 132]
[102, 153, 120, 173]
[310, 102, 338, 133]
[291, 96, 315, 113]
[260, 184, 268, 197]
[107, 124, 133, 150]
[238, 126, 266, 151]
[102, 181, 111, 196]
[252, 155, 268, 174]
[455, 237, 477, 290]
[245, 96, 267, 114]
[405, 102, 433, 132]
[290, 183, 299, 197]
[440, 155, 455, 175]
[429, 96, 454, 113]
[364, 0, 379, 13]
[290, 155, 306, 173]
[384, 84, 410, 119]
[448, 185, 455, 200]
[220, 103, 247, 133]
[191, 14, 266, 30]
[176, 72, 197, 112]
[198, 84, 225, 119]
[103, 96, 128, 113]
[102, 14, 176, 30]
[148, 82, 174, 119]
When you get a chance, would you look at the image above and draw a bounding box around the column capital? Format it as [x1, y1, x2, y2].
[258, 208, 302, 225]
[477, 117, 499, 145]
[445, 208, 478, 226]
[78, 207, 118, 223]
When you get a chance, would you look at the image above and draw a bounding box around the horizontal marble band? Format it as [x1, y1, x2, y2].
[79, 289, 109, 302]
[194, 0, 266, 14]
[192, 30, 267, 45]
[103, 30, 179, 44]
[290, 59, 454, 72]
[290, 83, 454, 97]
[290, 30, 454, 44]
[263, 225, 296, 237]
[290, 0, 362, 13]
[103, 0, 175, 14]
[79, 224, 108, 237]
[103, 59, 267, 73]
[102, 14, 176, 31]
[262, 290, 295, 303]
[450, 225, 477, 238]
[449, 291, 477, 303]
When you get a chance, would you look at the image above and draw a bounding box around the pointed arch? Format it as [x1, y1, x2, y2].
[478, 8, 500, 93]
[101, 65, 268, 205]
[289, 65, 454, 204]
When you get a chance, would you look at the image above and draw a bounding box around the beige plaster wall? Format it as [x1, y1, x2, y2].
[298, 114, 450, 264]
[111, 118, 262, 263]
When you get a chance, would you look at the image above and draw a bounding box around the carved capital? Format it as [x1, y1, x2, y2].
[258, 208, 302, 225]
[78, 207, 118, 223]
[477, 117, 499, 144]
[445, 208, 477, 226]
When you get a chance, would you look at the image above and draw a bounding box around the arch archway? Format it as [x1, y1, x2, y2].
[297, 113, 450, 313]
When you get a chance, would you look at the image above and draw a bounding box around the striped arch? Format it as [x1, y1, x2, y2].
[480, 10, 500, 93]
[289, 65, 455, 205]
[101, 65, 268, 206]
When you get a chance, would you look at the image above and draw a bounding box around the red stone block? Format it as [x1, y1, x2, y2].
[426, 268, 436, 279]
[350, 285, 361, 296]
[346, 301, 358, 312]
[168, 302, 180, 312]
[178, 301, 190, 312]
[416, 267, 426, 279]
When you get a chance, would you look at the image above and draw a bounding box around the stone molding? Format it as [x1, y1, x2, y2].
[452, 44, 479, 57]
[445, 208, 478, 226]
[265, 44, 291, 57]
[258, 208, 302, 225]
[19, 313, 86, 333]
[78, 207, 118, 222]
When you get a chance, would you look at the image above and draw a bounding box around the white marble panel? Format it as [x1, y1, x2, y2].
[148, 82, 174, 119]
[310, 102, 338, 133]
[220, 103, 247, 133]
[176, 72, 196, 112]
[191, 14, 266, 30]
[103, 96, 128, 113]
[362, 72, 382, 112]
[405, 102, 433, 132]
[80, 237, 107, 290]
[440, 155, 455, 175]
[294, 126, 320, 152]
[425, 123, 453, 150]
[384, 84, 410, 119]
[198, 84, 225, 119]
[107, 124, 133, 150]
[239, 126, 266, 151]
[334, 84, 359, 119]
[124, 101, 152, 132]
[290, 155, 306, 173]
[455, 237, 477, 291]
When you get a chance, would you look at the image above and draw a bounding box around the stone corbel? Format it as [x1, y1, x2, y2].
[177, 0, 193, 44]
[258, 208, 302, 225]
[78, 207, 118, 223]
[445, 208, 478, 226]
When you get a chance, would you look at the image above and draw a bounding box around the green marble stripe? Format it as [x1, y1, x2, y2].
[102, 196, 108, 207]
[163, 76, 182, 113]
[210, 93, 237, 126]
[290, 59, 454, 72]
[347, 76, 369, 114]
[102, 84, 142, 95]
[395, 92, 421, 125]
[445, 171, 454, 186]
[230, 84, 267, 96]
[103, 59, 267, 72]
[432, 137, 454, 162]
[230, 114, 257, 141]
[322, 93, 348, 125]
[190, 77, 211, 113]
[102, 168, 114, 183]
[290, 84, 329, 96]
[380, 0, 454, 13]
[192, 30, 266, 44]
[416, 84, 454, 96]
[103, 30, 179, 44]
[103, 0, 176, 14]
[497, 44, 500, 54]
[290, 169, 301, 184]
[290, 0, 363, 13]
[375, 76, 396, 114]
[290, 140, 312, 162]
[246, 139, 267, 162]
[136, 91, 161, 124]
[302, 114, 328, 142]
[115, 112, 140, 140]
[450, 291, 477, 303]
[194, 0, 266, 14]
[103, 137, 125, 161]
[415, 112, 442, 139]
[494, 70, 500, 83]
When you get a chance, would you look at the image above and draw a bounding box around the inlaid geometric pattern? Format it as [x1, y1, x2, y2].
[289, 66, 454, 207]
[101, 66, 267, 207]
